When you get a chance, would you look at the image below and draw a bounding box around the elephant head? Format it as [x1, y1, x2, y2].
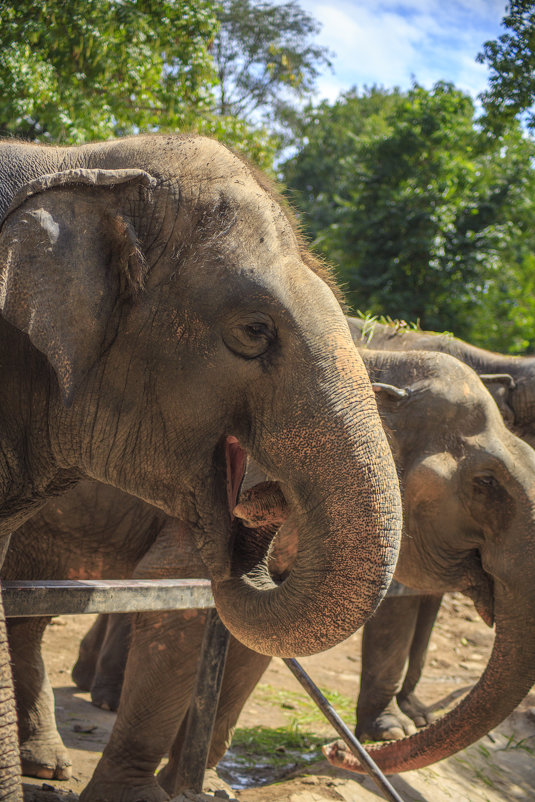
[347, 315, 535, 449]
[0, 135, 401, 657]
[326, 348, 535, 771]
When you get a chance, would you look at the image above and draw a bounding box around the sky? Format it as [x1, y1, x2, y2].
[297, 0, 508, 103]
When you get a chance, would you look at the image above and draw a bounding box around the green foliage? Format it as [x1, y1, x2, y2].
[283, 83, 535, 352]
[0, 0, 218, 142]
[478, 0, 535, 133]
[212, 0, 331, 140]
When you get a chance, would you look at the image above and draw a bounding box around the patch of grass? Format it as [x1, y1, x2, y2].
[501, 735, 535, 754]
[230, 722, 325, 769]
[252, 682, 355, 728]
[355, 309, 455, 341]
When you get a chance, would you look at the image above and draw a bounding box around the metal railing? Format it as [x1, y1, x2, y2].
[2, 578, 409, 801]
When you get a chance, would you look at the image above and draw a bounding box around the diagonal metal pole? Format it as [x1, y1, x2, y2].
[284, 657, 405, 802]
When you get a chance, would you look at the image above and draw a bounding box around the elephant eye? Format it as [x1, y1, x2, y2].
[223, 313, 276, 359]
[473, 474, 498, 490]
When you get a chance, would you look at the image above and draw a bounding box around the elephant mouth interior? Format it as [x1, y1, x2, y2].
[225, 436, 289, 528]
[224, 436, 290, 576]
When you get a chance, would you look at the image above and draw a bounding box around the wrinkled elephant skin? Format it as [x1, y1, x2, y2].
[0, 136, 402, 799]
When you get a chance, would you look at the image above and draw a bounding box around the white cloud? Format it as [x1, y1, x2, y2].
[298, 0, 507, 100]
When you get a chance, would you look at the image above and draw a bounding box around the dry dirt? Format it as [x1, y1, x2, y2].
[22, 593, 535, 802]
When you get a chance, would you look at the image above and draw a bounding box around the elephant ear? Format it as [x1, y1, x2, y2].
[0, 168, 157, 406]
[479, 373, 516, 427]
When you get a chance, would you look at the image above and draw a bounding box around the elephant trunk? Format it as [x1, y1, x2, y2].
[212, 340, 402, 658]
[324, 593, 535, 773]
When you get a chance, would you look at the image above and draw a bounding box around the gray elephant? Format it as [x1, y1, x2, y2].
[0, 135, 402, 799]
[348, 316, 535, 742]
[7, 346, 535, 796]
[2, 485, 279, 798]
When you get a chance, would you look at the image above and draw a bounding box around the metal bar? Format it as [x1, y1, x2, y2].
[1, 579, 215, 617]
[174, 609, 231, 793]
[283, 658, 405, 802]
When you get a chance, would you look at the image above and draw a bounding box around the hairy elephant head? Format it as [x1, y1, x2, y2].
[0, 135, 401, 656]
[327, 348, 535, 771]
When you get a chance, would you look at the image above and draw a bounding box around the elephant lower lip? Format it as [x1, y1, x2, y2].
[464, 576, 495, 627]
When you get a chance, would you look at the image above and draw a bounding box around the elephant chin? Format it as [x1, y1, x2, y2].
[458, 556, 495, 628]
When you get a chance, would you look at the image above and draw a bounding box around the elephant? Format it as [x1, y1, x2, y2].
[347, 316, 535, 743]
[6, 346, 535, 796]
[0, 134, 403, 799]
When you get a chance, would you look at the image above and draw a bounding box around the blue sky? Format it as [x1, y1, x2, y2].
[297, 0, 508, 102]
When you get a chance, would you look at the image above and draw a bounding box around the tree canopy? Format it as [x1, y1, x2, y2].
[0, 0, 218, 142]
[282, 83, 535, 352]
[478, 0, 535, 132]
[212, 0, 331, 137]
[0, 0, 333, 171]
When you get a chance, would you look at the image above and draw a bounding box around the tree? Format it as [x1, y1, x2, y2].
[0, 0, 218, 142]
[478, 0, 535, 132]
[282, 83, 535, 351]
[212, 0, 331, 136]
[282, 86, 404, 239]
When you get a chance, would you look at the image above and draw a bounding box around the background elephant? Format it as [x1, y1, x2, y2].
[0, 135, 402, 798]
[349, 316, 535, 742]
[7, 346, 535, 795]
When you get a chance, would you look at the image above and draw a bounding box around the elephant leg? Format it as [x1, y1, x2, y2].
[356, 594, 422, 741]
[8, 615, 71, 781]
[159, 635, 271, 796]
[397, 595, 442, 728]
[80, 608, 207, 802]
[71, 613, 109, 692]
[90, 614, 131, 712]
[80, 520, 208, 802]
[0, 594, 22, 801]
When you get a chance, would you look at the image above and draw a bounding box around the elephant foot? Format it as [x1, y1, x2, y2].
[356, 699, 417, 742]
[90, 682, 122, 712]
[20, 736, 72, 780]
[80, 778, 169, 802]
[397, 690, 433, 728]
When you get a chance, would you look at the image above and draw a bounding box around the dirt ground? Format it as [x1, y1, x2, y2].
[22, 593, 535, 802]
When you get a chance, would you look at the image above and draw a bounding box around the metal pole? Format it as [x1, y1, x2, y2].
[283, 657, 405, 802]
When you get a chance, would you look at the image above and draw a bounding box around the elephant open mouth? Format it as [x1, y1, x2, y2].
[224, 436, 291, 578]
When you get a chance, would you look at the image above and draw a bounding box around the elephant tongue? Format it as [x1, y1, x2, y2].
[225, 436, 247, 513]
[233, 482, 288, 528]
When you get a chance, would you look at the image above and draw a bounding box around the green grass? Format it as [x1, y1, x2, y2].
[355, 309, 455, 341]
[501, 734, 535, 754]
[228, 723, 325, 770]
[252, 682, 355, 729]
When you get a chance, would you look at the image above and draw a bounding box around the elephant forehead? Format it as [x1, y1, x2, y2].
[178, 142, 297, 249]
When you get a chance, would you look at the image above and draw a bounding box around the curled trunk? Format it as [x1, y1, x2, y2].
[213, 342, 402, 658]
[324, 600, 535, 772]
